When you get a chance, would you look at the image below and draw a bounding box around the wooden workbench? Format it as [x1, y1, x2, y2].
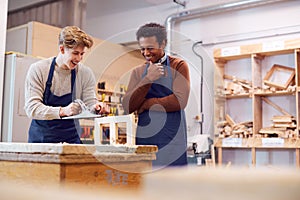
[0, 142, 157, 189]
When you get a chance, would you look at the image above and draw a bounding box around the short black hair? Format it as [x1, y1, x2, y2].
[136, 23, 167, 46]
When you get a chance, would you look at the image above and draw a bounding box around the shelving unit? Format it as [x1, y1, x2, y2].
[96, 87, 123, 101]
[214, 38, 300, 167]
[214, 137, 300, 168]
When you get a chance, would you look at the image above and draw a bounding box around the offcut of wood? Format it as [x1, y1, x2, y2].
[262, 97, 291, 116]
[225, 114, 236, 126]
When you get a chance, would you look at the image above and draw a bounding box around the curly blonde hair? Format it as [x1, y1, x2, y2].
[59, 26, 93, 49]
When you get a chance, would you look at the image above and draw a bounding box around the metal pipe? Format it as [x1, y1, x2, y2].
[165, 0, 292, 52]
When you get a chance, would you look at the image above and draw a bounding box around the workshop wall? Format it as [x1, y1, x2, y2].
[85, 0, 300, 138]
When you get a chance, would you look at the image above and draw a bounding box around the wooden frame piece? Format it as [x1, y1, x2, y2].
[263, 64, 295, 89]
[94, 114, 136, 145]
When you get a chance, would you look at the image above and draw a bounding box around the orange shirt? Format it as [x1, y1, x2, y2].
[122, 55, 190, 114]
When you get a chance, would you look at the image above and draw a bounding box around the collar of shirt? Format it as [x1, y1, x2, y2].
[158, 53, 167, 64]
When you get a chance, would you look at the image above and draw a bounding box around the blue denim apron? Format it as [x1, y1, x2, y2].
[28, 57, 81, 143]
[136, 56, 187, 166]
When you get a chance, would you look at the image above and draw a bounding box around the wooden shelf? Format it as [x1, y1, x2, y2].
[214, 137, 300, 149]
[226, 91, 295, 98]
[96, 101, 122, 105]
[254, 91, 295, 96]
[214, 137, 300, 168]
[97, 89, 125, 96]
[225, 93, 251, 99]
[214, 38, 300, 60]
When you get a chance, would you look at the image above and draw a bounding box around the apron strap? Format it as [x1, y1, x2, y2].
[44, 57, 56, 105]
[71, 68, 76, 101]
[43, 57, 77, 104]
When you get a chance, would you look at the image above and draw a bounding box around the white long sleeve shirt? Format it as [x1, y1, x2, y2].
[24, 57, 98, 120]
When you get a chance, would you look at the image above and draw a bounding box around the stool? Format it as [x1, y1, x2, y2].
[94, 114, 136, 145]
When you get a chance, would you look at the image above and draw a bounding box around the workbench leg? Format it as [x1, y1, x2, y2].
[217, 147, 222, 167]
[296, 148, 300, 168]
[251, 147, 256, 167]
[211, 145, 216, 168]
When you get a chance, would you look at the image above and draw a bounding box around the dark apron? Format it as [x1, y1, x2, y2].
[136, 56, 187, 166]
[28, 57, 81, 143]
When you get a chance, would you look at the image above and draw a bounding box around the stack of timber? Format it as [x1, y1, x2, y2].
[256, 84, 297, 93]
[259, 115, 297, 138]
[223, 74, 252, 96]
[257, 96, 297, 138]
[217, 114, 253, 138]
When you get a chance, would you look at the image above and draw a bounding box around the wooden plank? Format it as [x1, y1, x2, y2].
[262, 97, 291, 116]
[259, 127, 285, 134]
[0, 143, 157, 155]
[272, 115, 295, 122]
[272, 123, 296, 128]
[213, 44, 260, 60]
[254, 90, 295, 96]
[253, 95, 262, 135]
[211, 144, 216, 168]
[225, 114, 236, 126]
[224, 74, 251, 85]
[0, 152, 156, 164]
[214, 39, 300, 65]
[285, 38, 300, 49]
[296, 50, 300, 137]
[0, 161, 61, 185]
[251, 54, 263, 88]
[0, 143, 96, 154]
[216, 138, 299, 148]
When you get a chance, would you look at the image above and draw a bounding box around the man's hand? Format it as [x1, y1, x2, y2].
[60, 102, 82, 117]
[146, 61, 165, 81]
[93, 102, 110, 115]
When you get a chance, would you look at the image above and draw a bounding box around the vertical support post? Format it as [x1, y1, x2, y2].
[217, 147, 222, 167]
[93, 120, 101, 145]
[109, 123, 117, 144]
[252, 147, 256, 167]
[211, 144, 216, 167]
[296, 148, 300, 168]
[126, 114, 136, 145]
